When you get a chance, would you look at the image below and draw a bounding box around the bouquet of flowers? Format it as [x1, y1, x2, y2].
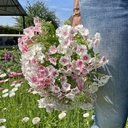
[18, 17, 111, 112]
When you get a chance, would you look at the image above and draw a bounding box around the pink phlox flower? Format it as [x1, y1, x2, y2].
[48, 66, 59, 78]
[78, 84, 85, 91]
[76, 59, 85, 69]
[75, 25, 89, 38]
[49, 45, 57, 54]
[71, 87, 80, 94]
[76, 77, 84, 85]
[31, 76, 38, 83]
[79, 68, 88, 76]
[56, 25, 77, 39]
[82, 54, 90, 63]
[62, 83, 71, 92]
[100, 56, 109, 65]
[93, 39, 100, 47]
[93, 33, 101, 47]
[51, 85, 61, 93]
[24, 26, 35, 38]
[38, 66, 49, 77]
[29, 58, 38, 65]
[34, 17, 40, 26]
[18, 36, 28, 45]
[60, 75, 67, 85]
[71, 74, 78, 79]
[67, 63, 72, 69]
[45, 52, 50, 60]
[60, 38, 71, 48]
[76, 45, 87, 56]
[21, 45, 29, 53]
[49, 57, 57, 65]
[59, 56, 71, 66]
[34, 24, 42, 33]
[45, 77, 52, 85]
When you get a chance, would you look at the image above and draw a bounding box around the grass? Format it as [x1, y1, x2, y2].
[0, 77, 94, 128]
[0, 77, 128, 128]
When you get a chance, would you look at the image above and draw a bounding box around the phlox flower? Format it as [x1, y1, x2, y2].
[51, 86, 61, 93]
[65, 93, 75, 100]
[32, 117, 40, 124]
[98, 75, 111, 86]
[76, 45, 87, 56]
[49, 57, 57, 65]
[58, 112, 66, 120]
[34, 17, 40, 26]
[82, 54, 90, 63]
[62, 83, 71, 92]
[56, 25, 77, 39]
[60, 75, 67, 85]
[59, 56, 71, 66]
[49, 45, 57, 54]
[71, 87, 80, 94]
[88, 82, 98, 93]
[100, 56, 109, 65]
[93, 33, 101, 47]
[24, 26, 35, 38]
[75, 25, 89, 38]
[76, 59, 85, 69]
[21, 44, 29, 53]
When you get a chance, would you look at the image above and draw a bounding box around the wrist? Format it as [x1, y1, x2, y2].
[73, 7, 79, 12]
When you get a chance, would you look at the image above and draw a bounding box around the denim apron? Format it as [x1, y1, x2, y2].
[79, 0, 128, 127]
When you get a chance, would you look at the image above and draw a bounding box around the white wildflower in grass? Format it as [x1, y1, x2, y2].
[31, 90, 39, 94]
[10, 83, 15, 87]
[0, 73, 6, 78]
[2, 89, 9, 94]
[11, 87, 18, 92]
[92, 115, 95, 120]
[83, 113, 90, 118]
[9, 92, 15, 97]
[58, 112, 66, 120]
[2, 93, 8, 98]
[0, 126, 6, 128]
[3, 108, 7, 111]
[0, 118, 6, 123]
[22, 117, 29, 122]
[15, 83, 21, 88]
[4, 79, 9, 82]
[32, 117, 40, 124]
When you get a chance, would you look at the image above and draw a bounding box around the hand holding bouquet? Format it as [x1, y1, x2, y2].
[18, 17, 111, 112]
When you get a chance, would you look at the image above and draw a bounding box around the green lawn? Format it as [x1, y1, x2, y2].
[0, 77, 128, 128]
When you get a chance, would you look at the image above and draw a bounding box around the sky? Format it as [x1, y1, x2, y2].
[0, 0, 73, 26]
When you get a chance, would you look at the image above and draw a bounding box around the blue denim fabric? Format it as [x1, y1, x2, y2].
[79, 0, 128, 128]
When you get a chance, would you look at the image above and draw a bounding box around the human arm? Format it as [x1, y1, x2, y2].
[72, 0, 82, 27]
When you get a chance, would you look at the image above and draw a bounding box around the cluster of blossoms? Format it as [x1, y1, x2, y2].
[18, 17, 111, 112]
[4, 51, 14, 61]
